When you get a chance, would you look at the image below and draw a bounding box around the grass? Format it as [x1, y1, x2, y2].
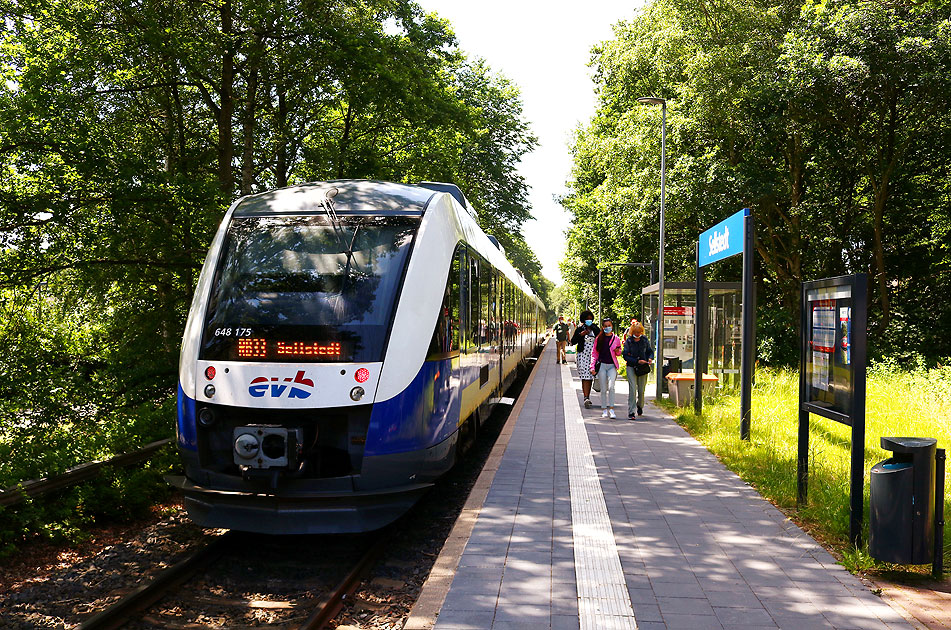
[660, 362, 951, 577]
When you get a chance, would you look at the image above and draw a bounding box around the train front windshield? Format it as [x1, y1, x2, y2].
[200, 215, 419, 363]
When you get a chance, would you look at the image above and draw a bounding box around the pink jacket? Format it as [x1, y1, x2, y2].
[590, 334, 622, 371]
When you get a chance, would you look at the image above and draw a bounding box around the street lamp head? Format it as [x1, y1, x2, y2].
[637, 96, 666, 106]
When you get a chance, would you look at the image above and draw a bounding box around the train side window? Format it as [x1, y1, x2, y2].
[506, 280, 514, 354]
[480, 257, 487, 350]
[427, 247, 462, 360]
[482, 264, 495, 351]
[520, 294, 525, 348]
[427, 277, 450, 359]
[501, 280, 508, 354]
[458, 246, 470, 352]
[469, 255, 481, 350]
[449, 245, 466, 351]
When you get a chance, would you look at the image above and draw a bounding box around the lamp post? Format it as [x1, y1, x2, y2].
[597, 264, 602, 321]
[638, 96, 667, 399]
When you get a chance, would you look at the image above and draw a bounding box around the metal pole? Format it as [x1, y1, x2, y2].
[694, 241, 704, 415]
[797, 284, 810, 506]
[849, 274, 868, 549]
[739, 210, 754, 440]
[598, 267, 602, 322]
[935, 448, 945, 579]
[656, 102, 666, 400]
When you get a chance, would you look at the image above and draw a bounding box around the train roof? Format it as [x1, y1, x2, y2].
[233, 180, 443, 217]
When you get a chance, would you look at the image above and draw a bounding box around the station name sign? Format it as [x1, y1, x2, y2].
[698, 208, 749, 267]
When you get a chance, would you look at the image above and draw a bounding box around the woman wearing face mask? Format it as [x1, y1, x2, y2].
[590, 317, 623, 419]
[622, 323, 653, 418]
[569, 310, 599, 408]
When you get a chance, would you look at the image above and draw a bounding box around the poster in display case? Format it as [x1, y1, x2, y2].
[802, 278, 864, 422]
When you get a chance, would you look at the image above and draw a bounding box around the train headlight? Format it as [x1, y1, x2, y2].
[198, 408, 216, 427]
[204, 384, 216, 398]
[234, 433, 260, 459]
[350, 386, 365, 401]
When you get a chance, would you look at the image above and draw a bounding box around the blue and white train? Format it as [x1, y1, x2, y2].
[168, 180, 546, 534]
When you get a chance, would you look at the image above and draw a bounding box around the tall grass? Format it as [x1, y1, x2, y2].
[664, 362, 951, 573]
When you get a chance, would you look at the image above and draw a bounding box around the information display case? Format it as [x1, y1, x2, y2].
[803, 283, 860, 422]
[797, 273, 867, 546]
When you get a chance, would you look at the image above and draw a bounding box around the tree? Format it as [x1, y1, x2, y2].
[0, 0, 544, 473]
[562, 0, 951, 364]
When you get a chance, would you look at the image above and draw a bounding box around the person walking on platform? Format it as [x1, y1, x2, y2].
[570, 310, 599, 408]
[590, 317, 622, 419]
[553, 315, 570, 364]
[622, 323, 653, 418]
[622, 317, 640, 342]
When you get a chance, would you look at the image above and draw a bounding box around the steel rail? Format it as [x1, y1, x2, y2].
[0, 438, 172, 507]
[76, 531, 236, 630]
[294, 532, 390, 630]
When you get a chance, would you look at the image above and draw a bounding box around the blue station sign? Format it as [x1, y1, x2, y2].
[698, 208, 749, 267]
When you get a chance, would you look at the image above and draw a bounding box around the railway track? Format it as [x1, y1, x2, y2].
[77, 529, 388, 630]
[1, 349, 543, 630]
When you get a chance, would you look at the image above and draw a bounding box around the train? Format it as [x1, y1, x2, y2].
[167, 180, 546, 534]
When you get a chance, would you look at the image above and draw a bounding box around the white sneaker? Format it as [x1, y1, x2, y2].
[608, 409, 616, 419]
[601, 409, 609, 418]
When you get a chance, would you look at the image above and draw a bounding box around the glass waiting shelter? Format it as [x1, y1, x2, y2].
[641, 282, 743, 391]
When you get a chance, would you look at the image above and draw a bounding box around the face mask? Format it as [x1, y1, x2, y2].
[604, 327, 613, 334]
[584, 319, 593, 326]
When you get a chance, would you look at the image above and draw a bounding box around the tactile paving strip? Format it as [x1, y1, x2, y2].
[561, 367, 638, 630]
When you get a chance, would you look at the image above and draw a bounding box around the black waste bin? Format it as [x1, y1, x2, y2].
[869, 437, 937, 564]
[661, 356, 682, 394]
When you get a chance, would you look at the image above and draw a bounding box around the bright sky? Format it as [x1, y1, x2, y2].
[418, 0, 645, 285]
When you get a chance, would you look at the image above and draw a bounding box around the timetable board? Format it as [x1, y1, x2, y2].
[801, 276, 866, 424]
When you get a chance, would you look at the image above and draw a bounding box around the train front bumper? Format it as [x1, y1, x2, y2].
[166, 475, 432, 534]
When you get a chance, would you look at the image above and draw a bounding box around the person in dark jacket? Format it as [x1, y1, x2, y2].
[553, 316, 570, 364]
[622, 323, 654, 418]
[570, 310, 599, 408]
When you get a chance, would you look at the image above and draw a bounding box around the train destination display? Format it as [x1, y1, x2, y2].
[237, 338, 344, 360]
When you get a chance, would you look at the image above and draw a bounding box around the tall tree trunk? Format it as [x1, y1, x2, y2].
[240, 37, 261, 197]
[218, 0, 235, 196]
[869, 92, 900, 332]
[337, 103, 355, 179]
[172, 81, 193, 300]
[872, 174, 891, 330]
[276, 84, 289, 188]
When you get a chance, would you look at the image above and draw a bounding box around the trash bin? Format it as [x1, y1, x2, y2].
[662, 357, 682, 394]
[665, 373, 718, 406]
[869, 437, 937, 564]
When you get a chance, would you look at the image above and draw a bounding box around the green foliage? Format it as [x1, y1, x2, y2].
[547, 284, 576, 322]
[0, 0, 543, 545]
[562, 0, 951, 365]
[665, 366, 951, 570]
[0, 445, 179, 554]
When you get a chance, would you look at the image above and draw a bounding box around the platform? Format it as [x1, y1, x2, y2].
[406, 340, 913, 630]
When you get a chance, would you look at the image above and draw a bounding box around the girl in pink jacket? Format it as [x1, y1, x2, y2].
[590, 318, 623, 418]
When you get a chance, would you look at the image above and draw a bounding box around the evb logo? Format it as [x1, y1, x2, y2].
[248, 371, 314, 399]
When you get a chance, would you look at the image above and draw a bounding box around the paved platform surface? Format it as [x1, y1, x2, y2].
[419, 342, 914, 630]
